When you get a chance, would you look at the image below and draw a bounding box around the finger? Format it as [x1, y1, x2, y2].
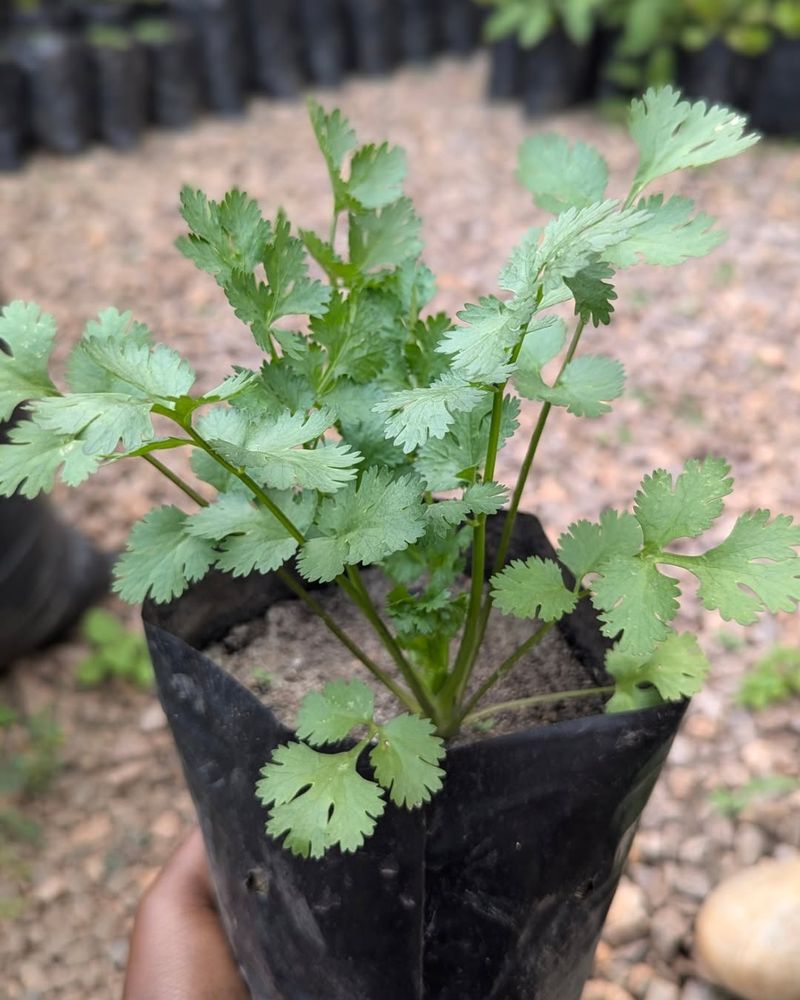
[123, 829, 249, 1000]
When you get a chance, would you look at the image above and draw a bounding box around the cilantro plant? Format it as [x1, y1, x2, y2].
[1, 88, 798, 858]
[75, 609, 153, 690]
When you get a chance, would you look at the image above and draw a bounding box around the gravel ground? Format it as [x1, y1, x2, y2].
[1, 54, 799, 999]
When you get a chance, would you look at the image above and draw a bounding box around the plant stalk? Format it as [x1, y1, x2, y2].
[463, 685, 614, 725]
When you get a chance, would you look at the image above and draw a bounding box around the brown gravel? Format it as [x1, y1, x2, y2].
[1, 53, 799, 999]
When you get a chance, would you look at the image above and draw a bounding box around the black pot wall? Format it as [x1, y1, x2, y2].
[522, 30, 594, 115]
[144, 513, 686, 1000]
[438, 0, 482, 56]
[138, 21, 200, 128]
[88, 40, 148, 148]
[747, 36, 800, 135]
[295, 0, 347, 87]
[0, 56, 25, 170]
[488, 37, 522, 100]
[397, 0, 439, 63]
[241, 0, 303, 97]
[677, 38, 753, 108]
[341, 0, 397, 76]
[12, 27, 92, 153]
[0, 412, 111, 671]
[171, 0, 247, 115]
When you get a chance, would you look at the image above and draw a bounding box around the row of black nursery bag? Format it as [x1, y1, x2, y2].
[0, 0, 484, 170]
[488, 27, 800, 135]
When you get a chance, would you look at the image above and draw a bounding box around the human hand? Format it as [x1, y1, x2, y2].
[123, 828, 249, 1000]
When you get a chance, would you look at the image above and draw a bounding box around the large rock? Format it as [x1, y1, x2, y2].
[695, 858, 800, 1000]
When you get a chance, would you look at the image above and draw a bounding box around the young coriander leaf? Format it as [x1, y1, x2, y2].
[257, 741, 386, 859]
[629, 86, 759, 197]
[517, 133, 609, 215]
[0, 423, 100, 498]
[370, 714, 445, 808]
[0, 301, 58, 420]
[425, 481, 509, 534]
[634, 457, 733, 547]
[564, 261, 617, 327]
[347, 143, 408, 210]
[307, 99, 357, 206]
[522, 354, 626, 418]
[66, 309, 154, 394]
[187, 491, 315, 577]
[113, 506, 217, 604]
[33, 393, 155, 456]
[348, 198, 423, 273]
[176, 187, 271, 280]
[606, 195, 726, 267]
[437, 296, 520, 384]
[300, 229, 361, 286]
[373, 373, 486, 453]
[210, 408, 362, 493]
[669, 511, 800, 625]
[295, 680, 375, 746]
[558, 509, 643, 581]
[297, 469, 426, 583]
[591, 555, 680, 656]
[490, 556, 578, 622]
[78, 339, 195, 400]
[605, 633, 710, 713]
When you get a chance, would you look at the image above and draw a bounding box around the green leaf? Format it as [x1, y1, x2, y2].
[634, 457, 733, 547]
[308, 100, 357, 196]
[591, 555, 680, 656]
[187, 491, 314, 576]
[437, 296, 520, 384]
[542, 355, 626, 417]
[517, 133, 609, 215]
[558, 510, 643, 580]
[77, 338, 195, 400]
[373, 373, 486, 453]
[425, 481, 509, 533]
[113, 507, 216, 604]
[295, 680, 375, 746]
[177, 187, 272, 280]
[210, 408, 362, 493]
[67, 308, 154, 394]
[490, 556, 578, 622]
[370, 714, 445, 808]
[297, 469, 426, 583]
[737, 647, 800, 710]
[605, 633, 710, 712]
[0, 423, 100, 498]
[327, 381, 408, 470]
[348, 199, 423, 273]
[33, 393, 154, 455]
[257, 742, 385, 858]
[565, 261, 617, 327]
[415, 395, 519, 491]
[0, 302, 58, 419]
[301, 229, 361, 285]
[606, 195, 726, 267]
[347, 143, 407, 209]
[677, 511, 800, 625]
[311, 288, 404, 389]
[629, 86, 759, 195]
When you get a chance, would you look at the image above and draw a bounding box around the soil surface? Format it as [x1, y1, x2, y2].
[1, 54, 799, 1000]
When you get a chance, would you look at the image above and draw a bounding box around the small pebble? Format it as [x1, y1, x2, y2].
[603, 879, 650, 946]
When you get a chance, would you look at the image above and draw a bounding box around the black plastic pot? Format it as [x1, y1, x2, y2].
[397, 0, 439, 63]
[67, 0, 132, 28]
[144, 513, 686, 1000]
[677, 38, 752, 108]
[437, 0, 482, 56]
[0, 55, 26, 171]
[171, 0, 247, 115]
[11, 25, 92, 154]
[488, 37, 522, 100]
[135, 17, 200, 128]
[522, 30, 594, 115]
[0, 412, 111, 672]
[295, 0, 347, 87]
[341, 0, 396, 75]
[241, 0, 303, 97]
[87, 34, 148, 148]
[747, 36, 800, 136]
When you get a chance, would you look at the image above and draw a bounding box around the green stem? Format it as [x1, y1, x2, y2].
[463, 685, 615, 725]
[344, 566, 439, 722]
[276, 567, 419, 714]
[142, 455, 209, 508]
[456, 621, 554, 728]
[442, 387, 505, 708]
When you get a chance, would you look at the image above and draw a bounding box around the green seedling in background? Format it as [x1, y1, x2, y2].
[710, 774, 800, 817]
[76, 609, 153, 690]
[1, 88, 798, 859]
[737, 646, 800, 710]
